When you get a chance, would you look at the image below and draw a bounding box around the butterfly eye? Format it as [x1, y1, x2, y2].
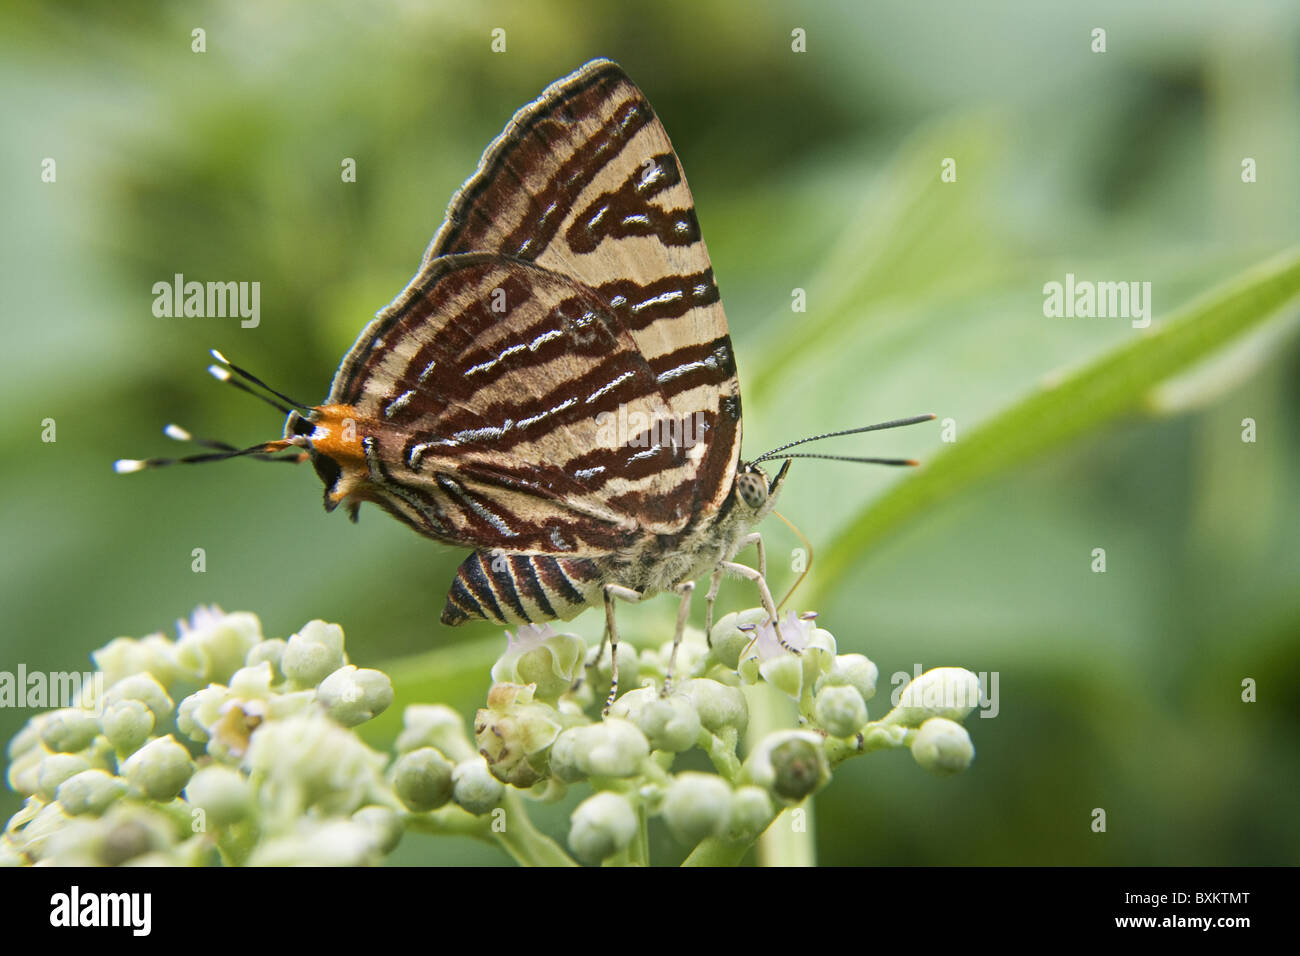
[311, 451, 343, 498]
[736, 471, 768, 510]
[286, 411, 315, 437]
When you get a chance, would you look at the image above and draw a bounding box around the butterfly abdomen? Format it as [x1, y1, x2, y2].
[441, 551, 604, 626]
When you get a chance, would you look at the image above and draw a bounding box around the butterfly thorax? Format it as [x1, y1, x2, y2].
[601, 461, 787, 597]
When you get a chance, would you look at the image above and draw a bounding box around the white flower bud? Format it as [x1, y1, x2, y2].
[548, 727, 586, 784]
[910, 717, 975, 775]
[352, 806, 404, 855]
[709, 609, 769, 669]
[813, 684, 868, 738]
[644, 697, 701, 752]
[662, 772, 732, 844]
[281, 620, 347, 688]
[725, 785, 775, 843]
[491, 625, 587, 702]
[452, 757, 505, 815]
[6, 744, 45, 796]
[100, 699, 155, 754]
[120, 735, 195, 801]
[92, 633, 182, 691]
[585, 640, 640, 699]
[316, 666, 394, 726]
[568, 791, 637, 863]
[607, 685, 655, 719]
[755, 654, 804, 699]
[40, 709, 100, 754]
[184, 765, 254, 827]
[244, 713, 386, 816]
[570, 719, 650, 778]
[393, 747, 455, 812]
[176, 686, 225, 743]
[37, 753, 92, 802]
[104, 673, 173, 725]
[8, 715, 48, 760]
[56, 769, 126, 816]
[650, 628, 711, 682]
[611, 690, 701, 752]
[228, 662, 275, 700]
[244, 638, 287, 682]
[818, 653, 878, 702]
[681, 678, 748, 735]
[744, 730, 830, 803]
[174, 609, 263, 683]
[883, 668, 982, 727]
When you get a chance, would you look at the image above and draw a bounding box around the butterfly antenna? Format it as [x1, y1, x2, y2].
[209, 349, 312, 412]
[159, 423, 305, 463]
[764, 452, 920, 467]
[752, 413, 936, 465]
[772, 509, 813, 611]
[113, 437, 300, 474]
[207, 364, 295, 416]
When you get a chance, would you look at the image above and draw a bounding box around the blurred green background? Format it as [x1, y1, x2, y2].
[3, 0, 1298, 865]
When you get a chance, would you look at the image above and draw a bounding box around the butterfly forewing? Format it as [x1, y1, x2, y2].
[332, 60, 741, 539]
[321, 59, 753, 627]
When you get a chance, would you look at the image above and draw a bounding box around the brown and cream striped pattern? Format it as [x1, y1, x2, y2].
[317, 59, 746, 626]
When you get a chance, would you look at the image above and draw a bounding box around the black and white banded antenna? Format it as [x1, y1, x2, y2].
[207, 349, 313, 416]
[750, 413, 937, 467]
[113, 350, 310, 474]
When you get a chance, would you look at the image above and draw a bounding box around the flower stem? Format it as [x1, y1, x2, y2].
[493, 790, 579, 866]
[744, 682, 817, 866]
[682, 835, 751, 866]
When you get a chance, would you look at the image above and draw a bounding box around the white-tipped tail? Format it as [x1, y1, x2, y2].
[113, 459, 146, 474]
[210, 348, 229, 364]
[208, 364, 231, 382]
[163, 423, 192, 442]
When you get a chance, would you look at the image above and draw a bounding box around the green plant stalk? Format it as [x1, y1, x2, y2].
[811, 245, 1300, 599]
[744, 682, 816, 866]
[682, 834, 752, 866]
[492, 790, 578, 867]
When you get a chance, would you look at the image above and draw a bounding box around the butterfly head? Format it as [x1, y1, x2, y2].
[113, 351, 372, 517]
[284, 405, 369, 515]
[734, 459, 791, 517]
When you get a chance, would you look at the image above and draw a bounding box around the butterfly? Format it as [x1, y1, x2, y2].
[117, 59, 933, 708]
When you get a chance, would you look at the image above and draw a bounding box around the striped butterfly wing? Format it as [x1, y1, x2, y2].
[330, 253, 698, 553]
[327, 60, 743, 626]
[368, 58, 742, 526]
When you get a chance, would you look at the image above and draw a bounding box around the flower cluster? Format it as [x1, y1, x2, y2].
[2, 608, 498, 866]
[3, 605, 983, 866]
[474, 609, 982, 864]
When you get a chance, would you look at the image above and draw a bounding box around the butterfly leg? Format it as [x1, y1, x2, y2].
[737, 533, 796, 650]
[705, 533, 766, 648]
[719, 556, 797, 653]
[662, 581, 695, 698]
[738, 532, 768, 580]
[703, 568, 725, 648]
[600, 584, 643, 714]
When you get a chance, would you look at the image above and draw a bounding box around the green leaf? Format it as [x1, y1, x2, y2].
[809, 245, 1300, 602]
